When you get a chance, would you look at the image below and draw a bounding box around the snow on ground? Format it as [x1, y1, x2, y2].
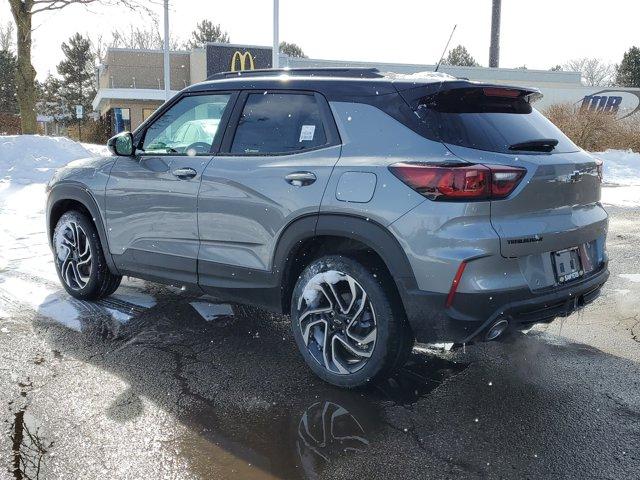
[0, 135, 108, 184]
[596, 149, 640, 207]
[0, 135, 152, 331]
[619, 274, 640, 283]
[600, 186, 640, 208]
[596, 149, 640, 186]
[190, 301, 234, 321]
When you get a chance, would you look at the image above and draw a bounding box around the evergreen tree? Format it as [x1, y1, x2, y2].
[186, 20, 230, 49]
[0, 49, 18, 114]
[57, 33, 96, 116]
[615, 46, 640, 87]
[443, 45, 479, 67]
[37, 74, 69, 121]
[279, 41, 307, 58]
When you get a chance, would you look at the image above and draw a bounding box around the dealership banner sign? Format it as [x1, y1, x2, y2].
[579, 89, 640, 118]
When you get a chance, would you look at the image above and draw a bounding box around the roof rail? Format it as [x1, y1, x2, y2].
[206, 67, 384, 81]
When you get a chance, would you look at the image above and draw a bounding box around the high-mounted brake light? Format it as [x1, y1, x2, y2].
[482, 87, 521, 98]
[388, 163, 526, 201]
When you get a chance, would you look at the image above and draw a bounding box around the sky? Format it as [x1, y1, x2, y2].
[1, 0, 639, 81]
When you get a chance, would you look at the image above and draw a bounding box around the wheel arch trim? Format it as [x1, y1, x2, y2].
[46, 182, 120, 275]
[273, 213, 419, 311]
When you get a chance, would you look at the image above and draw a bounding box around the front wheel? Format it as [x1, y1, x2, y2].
[291, 255, 412, 388]
[52, 210, 121, 300]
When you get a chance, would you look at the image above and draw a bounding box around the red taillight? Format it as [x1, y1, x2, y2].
[389, 163, 525, 201]
[490, 167, 527, 198]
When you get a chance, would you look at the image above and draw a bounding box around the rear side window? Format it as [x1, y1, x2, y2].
[416, 88, 579, 154]
[231, 93, 327, 154]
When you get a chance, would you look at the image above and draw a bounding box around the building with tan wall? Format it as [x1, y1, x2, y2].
[93, 48, 192, 133]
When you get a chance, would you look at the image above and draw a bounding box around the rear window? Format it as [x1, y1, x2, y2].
[415, 88, 579, 154]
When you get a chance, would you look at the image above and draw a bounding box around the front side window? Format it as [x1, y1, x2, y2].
[231, 93, 327, 154]
[142, 94, 231, 155]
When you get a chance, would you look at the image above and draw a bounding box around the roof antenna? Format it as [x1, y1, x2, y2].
[435, 24, 457, 72]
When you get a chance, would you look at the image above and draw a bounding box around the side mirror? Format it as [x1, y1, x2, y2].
[107, 131, 134, 156]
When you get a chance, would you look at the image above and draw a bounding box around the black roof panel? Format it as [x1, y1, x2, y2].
[184, 69, 540, 100]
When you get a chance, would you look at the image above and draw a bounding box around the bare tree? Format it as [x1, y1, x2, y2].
[0, 21, 15, 52]
[563, 57, 614, 86]
[90, 33, 105, 64]
[8, 0, 146, 133]
[109, 16, 180, 50]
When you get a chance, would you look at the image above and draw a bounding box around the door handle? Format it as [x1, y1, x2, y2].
[173, 167, 197, 179]
[285, 171, 316, 186]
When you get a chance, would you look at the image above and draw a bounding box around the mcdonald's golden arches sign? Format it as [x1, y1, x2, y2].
[230, 51, 256, 72]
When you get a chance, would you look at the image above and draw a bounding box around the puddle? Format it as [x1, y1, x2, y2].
[176, 355, 468, 480]
[10, 408, 51, 480]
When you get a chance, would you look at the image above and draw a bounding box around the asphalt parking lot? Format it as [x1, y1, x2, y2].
[1, 205, 639, 480]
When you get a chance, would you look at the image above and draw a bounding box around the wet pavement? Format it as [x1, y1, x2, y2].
[1, 206, 639, 479]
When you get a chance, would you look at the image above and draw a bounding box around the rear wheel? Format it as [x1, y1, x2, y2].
[53, 210, 122, 300]
[291, 255, 412, 388]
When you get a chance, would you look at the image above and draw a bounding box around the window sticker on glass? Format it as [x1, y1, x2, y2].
[299, 125, 316, 142]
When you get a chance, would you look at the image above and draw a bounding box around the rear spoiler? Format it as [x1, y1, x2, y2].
[394, 80, 543, 106]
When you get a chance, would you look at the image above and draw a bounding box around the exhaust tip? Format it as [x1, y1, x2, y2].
[485, 319, 509, 341]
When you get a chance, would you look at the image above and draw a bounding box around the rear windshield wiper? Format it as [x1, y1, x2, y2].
[509, 138, 559, 152]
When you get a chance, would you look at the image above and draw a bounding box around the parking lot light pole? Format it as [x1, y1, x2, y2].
[489, 0, 501, 68]
[272, 0, 279, 69]
[163, 0, 171, 100]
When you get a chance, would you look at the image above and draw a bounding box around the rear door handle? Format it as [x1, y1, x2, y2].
[173, 167, 197, 179]
[285, 171, 316, 186]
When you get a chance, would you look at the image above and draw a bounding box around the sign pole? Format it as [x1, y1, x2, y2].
[75, 105, 84, 141]
[272, 0, 279, 69]
[163, 0, 171, 100]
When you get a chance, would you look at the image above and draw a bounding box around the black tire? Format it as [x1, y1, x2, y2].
[52, 210, 122, 300]
[290, 255, 412, 388]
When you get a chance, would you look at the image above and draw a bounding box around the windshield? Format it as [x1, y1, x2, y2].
[416, 88, 580, 154]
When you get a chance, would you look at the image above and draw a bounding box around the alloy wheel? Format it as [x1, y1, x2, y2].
[296, 271, 377, 375]
[55, 221, 92, 291]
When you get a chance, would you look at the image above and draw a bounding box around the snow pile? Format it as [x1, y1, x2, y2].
[0, 135, 108, 184]
[593, 149, 640, 186]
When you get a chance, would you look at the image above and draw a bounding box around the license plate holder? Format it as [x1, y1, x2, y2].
[552, 247, 584, 284]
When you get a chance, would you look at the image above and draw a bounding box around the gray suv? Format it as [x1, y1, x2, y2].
[46, 68, 609, 388]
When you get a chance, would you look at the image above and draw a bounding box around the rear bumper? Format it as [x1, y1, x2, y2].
[400, 265, 609, 343]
